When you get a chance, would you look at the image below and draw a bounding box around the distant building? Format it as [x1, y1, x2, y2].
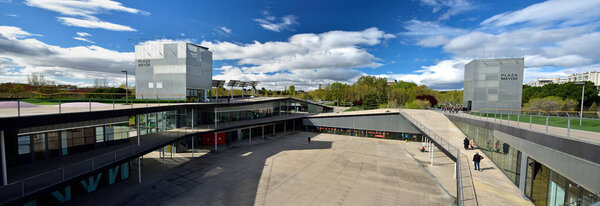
[566, 71, 600, 86]
[135, 41, 212, 101]
[525, 78, 566, 87]
[463, 58, 524, 113]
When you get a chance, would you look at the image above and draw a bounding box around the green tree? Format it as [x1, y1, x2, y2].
[524, 96, 578, 112]
[363, 93, 378, 109]
[289, 85, 295, 97]
[589, 102, 598, 111]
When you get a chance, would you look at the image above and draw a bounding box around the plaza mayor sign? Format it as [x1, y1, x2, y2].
[501, 73, 518, 80]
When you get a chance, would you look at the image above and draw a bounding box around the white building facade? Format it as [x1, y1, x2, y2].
[463, 58, 524, 113]
[525, 78, 567, 87]
[567, 71, 600, 86]
[135, 42, 212, 101]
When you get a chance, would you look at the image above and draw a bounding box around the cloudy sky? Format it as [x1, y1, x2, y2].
[1, 0, 600, 90]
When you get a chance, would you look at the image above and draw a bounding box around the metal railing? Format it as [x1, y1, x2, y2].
[399, 110, 477, 206]
[458, 109, 600, 139]
[0, 145, 139, 205]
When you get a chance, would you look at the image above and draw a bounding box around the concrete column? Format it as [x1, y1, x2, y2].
[273, 124, 276, 136]
[249, 128, 252, 143]
[191, 109, 194, 132]
[136, 115, 140, 147]
[518, 153, 529, 194]
[162, 147, 165, 165]
[191, 136, 194, 157]
[170, 143, 173, 158]
[293, 120, 295, 131]
[262, 125, 265, 139]
[430, 142, 434, 166]
[214, 133, 218, 152]
[284, 121, 286, 133]
[1, 130, 7, 186]
[138, 157, 142, 183]
[453, 163, 457, 179]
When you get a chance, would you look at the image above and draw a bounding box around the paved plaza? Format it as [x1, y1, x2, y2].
[85, 132, 453, 206]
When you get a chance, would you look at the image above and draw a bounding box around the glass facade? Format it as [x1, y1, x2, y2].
[14, 121, 130, 166]
[454, 120, 598, 206]
[306, 125, 423, 141]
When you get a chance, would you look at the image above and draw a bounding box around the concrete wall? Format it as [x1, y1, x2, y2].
[304, 113, 420, 133]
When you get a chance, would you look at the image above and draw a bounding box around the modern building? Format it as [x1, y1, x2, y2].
[567, 71, 600, 86]
[525, 78, 567, 87]
[135, 41, 212, 101]
[463, 58, 524, 113]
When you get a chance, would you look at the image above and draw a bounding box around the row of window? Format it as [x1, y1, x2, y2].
[15, 123, 130, 164]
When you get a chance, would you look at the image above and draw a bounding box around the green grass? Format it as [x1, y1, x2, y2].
[344, 106, 365, 112]
[470, 112, 600, 133]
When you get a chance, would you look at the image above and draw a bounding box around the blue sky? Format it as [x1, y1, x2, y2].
[1, 0, 600, 90]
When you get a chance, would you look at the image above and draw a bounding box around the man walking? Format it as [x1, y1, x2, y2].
[473, 152, 484, 171]
[463, 138, 470, 150]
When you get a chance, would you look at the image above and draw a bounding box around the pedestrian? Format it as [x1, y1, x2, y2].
[308, 136, 311, 144]
[420, 142, 426, 152]
[473, 152, 484, 171]
[463, 138, 470, 150]
[470, 139, 475, 149]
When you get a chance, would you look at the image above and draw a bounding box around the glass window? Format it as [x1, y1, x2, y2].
[96, 127, 104, 142]
[46, 132, 60, 158]
[17, 136, 30, 155]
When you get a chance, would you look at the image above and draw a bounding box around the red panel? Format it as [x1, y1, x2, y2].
[201, 133, 226, 145]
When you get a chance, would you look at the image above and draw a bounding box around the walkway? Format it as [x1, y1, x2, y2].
[401, 109, 532, 206]
[451, 112, 600, 146]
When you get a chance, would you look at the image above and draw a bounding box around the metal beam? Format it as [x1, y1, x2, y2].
[1, 130, 7, 186]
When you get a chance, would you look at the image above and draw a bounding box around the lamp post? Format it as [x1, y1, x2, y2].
[575, 82, 585, 126]
[121, 70, 128, 105]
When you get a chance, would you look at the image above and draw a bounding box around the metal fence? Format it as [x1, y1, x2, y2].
[399, 110, 478, 206]
[461, 109, 600, 139]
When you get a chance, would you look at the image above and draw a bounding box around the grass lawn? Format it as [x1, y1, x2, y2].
[470, 112, 600, 133]
[344, 106, 364, 112]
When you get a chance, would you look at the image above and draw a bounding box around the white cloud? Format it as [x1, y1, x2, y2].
[58, 17, 136, 31]
[380, 59, 468, 89]
[76, 32, 91, 37]
[417, 0, 473, 20]
[24, 0, 147, 31]
[74, 36, 95, 43]
[204, 27, 394, 89]
[0, 26, 133, 86]
[5, 14, 17, 17]
[417, 35, 449, 47]
[481, 0, 600, 26]
[214, 26, 232, 37]
[254, 15, 298, 32]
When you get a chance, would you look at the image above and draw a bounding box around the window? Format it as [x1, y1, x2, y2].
[156, 82, 163, 88]
[96, 127, 104, 143]
[17, 136, 30, 155]
[148, 82, 154, 88]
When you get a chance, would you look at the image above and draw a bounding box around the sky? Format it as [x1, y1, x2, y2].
[1, 0, 600, 90]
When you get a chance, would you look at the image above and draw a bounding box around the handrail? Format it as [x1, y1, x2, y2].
[398, 109, 472, 206]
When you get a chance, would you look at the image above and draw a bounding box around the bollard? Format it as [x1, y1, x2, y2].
[529, 115, 532, 129]
[567, 118, 571, 138]
[517, 114, 520, 126]
[545, 116, 549, 133]
[89, 100, 92, 111]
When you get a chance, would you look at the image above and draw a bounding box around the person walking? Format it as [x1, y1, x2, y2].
[473, 152, 484, 171]
[308, 136, 311, 144]
[463, 138, 470, 150]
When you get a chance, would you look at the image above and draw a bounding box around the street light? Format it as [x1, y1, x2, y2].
[121, 70, 128, 105]
[575, 82, 585, 126]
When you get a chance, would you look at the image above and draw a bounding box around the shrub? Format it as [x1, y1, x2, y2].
[524, 96, 578, 112]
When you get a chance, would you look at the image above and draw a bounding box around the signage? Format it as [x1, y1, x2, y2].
[501, 73, 518, 80]
[136, 59, 150, 67]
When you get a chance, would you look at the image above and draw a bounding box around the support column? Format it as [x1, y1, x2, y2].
[284, 121, 286, 134]
[138, 157, 142, 183]
[214, 133, 218, 152]
[249, 128, 252, 143]
[273, 124, 276, 136]
[518, 153, 529, 193]
[162, 147, 165, 165]
[191, 136, 194, 157]
[430, 142, 434, 166]
[1, 130, 7, 186]
[262, 125, 265, 139]
[293, 120, 295, 131]
[136, 115, 140, 147]
[170, 143, 173, 158]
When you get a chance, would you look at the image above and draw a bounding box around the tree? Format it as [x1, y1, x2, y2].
[524, 96, 578, 112]
[28, 72, 47, 86]
[289, 85, 295, 96]
[363, 93, 378, 109]
[522, 82, 600, 107]
[416, 95, 438, 107]
[404, 99, 430, 109]
[590, 102, 598, 111]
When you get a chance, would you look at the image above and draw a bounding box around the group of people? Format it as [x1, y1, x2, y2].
[438, 105, 462, 113]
